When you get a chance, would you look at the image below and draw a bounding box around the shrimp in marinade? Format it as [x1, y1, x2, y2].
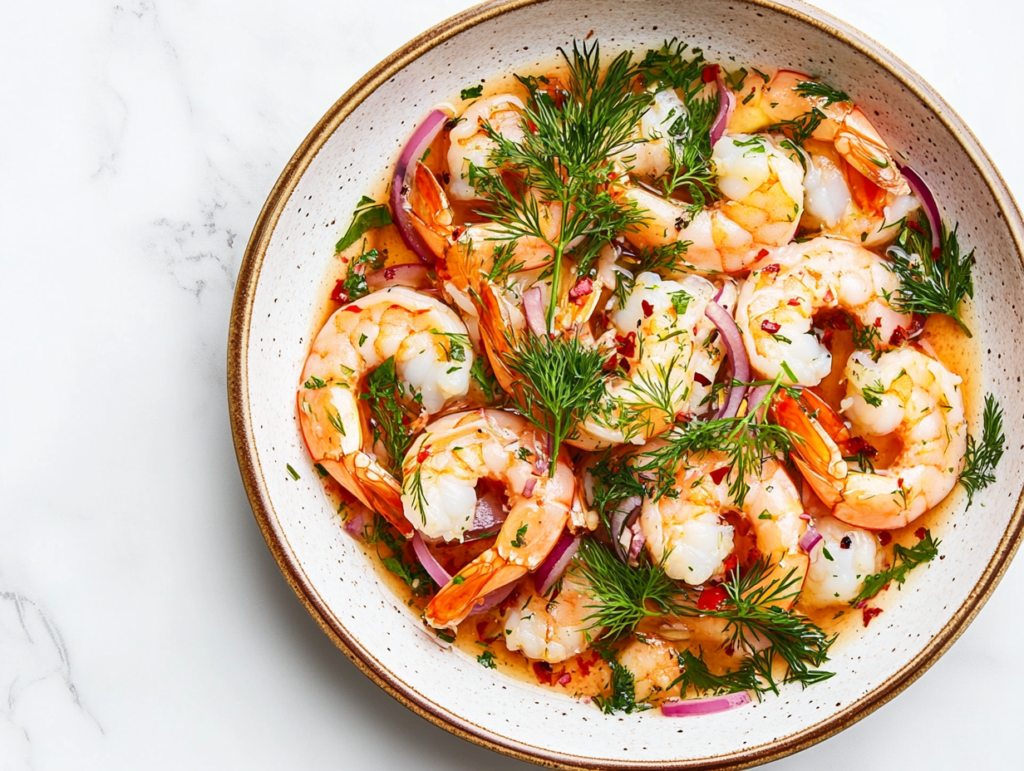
[297, 287, 474, 534]
[623, 133, 806, 274]
[503, 573, 603, 664]
[402, 409, 575, 629]
[773, 347, 968, 530]
[734, 237, 911, 385]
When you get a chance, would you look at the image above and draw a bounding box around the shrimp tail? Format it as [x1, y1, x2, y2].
[772, 389, 848, 507]
[408, 161, 456, 260]
[318, 454, 411, 537]
[424, 550, 527, 629]
[834, 108, 910, 196]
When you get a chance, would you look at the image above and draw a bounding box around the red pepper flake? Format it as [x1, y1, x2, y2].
[862, 607, 884, 627]
[675, 411, 692, 424]
[341, 304, 363, 313]
[931, 246, 942, 261]
[721, 554, 738, 576]
[709, 466, 730, 486]
[568, 277, 593, 305]
[907, 220, 923, 234]
[724, 643, 735, 657]
[384, 266, 397, 280]
[693, 372, 711, 387]
[476, 621, 490, 641]
[701, 64, 720, 83]
[874, 316, 883, 328]
[618, 356, 631, 372]
[417, 446, 432, 464]
[697, 584, 728, 611]
[615, 331, 637, 358]
[746, 546, 763, 564]
[330, 280, 348, 303]
[844, 436, 878, 458]
[915, 527, 927, 540]
[526, 119, 539, 135]
[822, 288, 836, 304]
[641, 299, 654, 318]
[787, 298, 802, 306]
[533, 661, 554, 685]
[889, 325, 908, 347]
[897, 477, 904, 489]
[558, 673, 572, 686]
[822, 329, 835, 346]
[878, 531, 892, 546]
[451, 226, 464, 240]
[761, 260, 778, 271]
[577, 655, 592, 677]
[760, 319, 782, 334]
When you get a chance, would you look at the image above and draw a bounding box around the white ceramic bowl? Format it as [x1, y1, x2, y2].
[228, 1, 1024, 767]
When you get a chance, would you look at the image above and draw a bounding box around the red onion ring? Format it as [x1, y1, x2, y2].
[626, 520, 645, 566]
[799, 525, 822, 554]
[609, 498, 642, 562]
[366, 263, 431, 291]
[390, 109, 450, 265]
[900, 166, 942, 249]
[522, 478, 537, 499]
[534, 532, 580, 595]
[661, 691, 751, 717]
[343, 513, 365, 539]
[709, 70, 737, 146]
[705, 299, 750, 419]
[469, 583, 517, 615]
[468, 489, 507, 534]
[746, 384, 772, 423]
[522, 286, 547, 336]
[411, 532, 452, 587]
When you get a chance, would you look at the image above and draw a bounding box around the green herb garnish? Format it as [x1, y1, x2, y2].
[959, 394, 1006, 504]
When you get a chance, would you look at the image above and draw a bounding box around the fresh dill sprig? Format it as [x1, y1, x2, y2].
[500, 333, 608, 475]
[793, 80, 851, 106]
[484, 241, 526, 285]
[959, 394, 1006, 504]
[572, 538, 684, 640]
[768, 107, 827, 146]
[470, 40, 653, 325]
[618, 240, 698, 278]
[634, 373, 801, 506]
[669, 649, 758, 697]
[470, 355, 500, 403]
[678, 559, 836, 694]
[365, 514, 432, 596]
[885, 215, 975, 336]
[593, 659, 652, 715]
[851, 530, 941, 605]
[637, 39, 709, 101]
[360, 357, 414, 476]
[401, 437, 430, 525]
[850, 317, 882, 357]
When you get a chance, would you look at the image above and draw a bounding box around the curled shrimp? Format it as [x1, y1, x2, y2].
[446, 94, 526, 201]
[404, 410, 575, 629]
[570, 272, 733, 450]
[297, 287, 474, 535]
[503, 573, 601, 664]
[623, 133, 805, 274]
[773, 347, 967, 530]
[801, 515, 882, 607]
[801, 139, 920, 248]
[760, 71, 910, 195]
[619, 87, 690, 181]
[641, 451, 808, 601]
[734, 236, 911, 385]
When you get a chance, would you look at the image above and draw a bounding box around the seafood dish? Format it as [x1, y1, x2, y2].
[293, 40, 1005, 717]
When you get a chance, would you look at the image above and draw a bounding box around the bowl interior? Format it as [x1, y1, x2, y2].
[233, 0, 1024, 766]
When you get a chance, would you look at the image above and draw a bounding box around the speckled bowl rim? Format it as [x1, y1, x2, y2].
[228, 1, 1024, 767]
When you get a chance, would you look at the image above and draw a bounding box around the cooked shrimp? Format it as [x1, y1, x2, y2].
[801, 139, 919, 247]
[297, 287, 474, 534]
[801, 515, 882, 607]
[760, 71, 910, 195]
[446, 94, 526, 200]
[406, 410, 575, 628]
[734, 237, 911, 385]
[641, 452, 808, 601]
[503, 573, 600, 664]
[623, 133, 805, 274]
[621, 87, 689, 181]
[773, 348, 967, 530]
[571, 272, 733, 450]
[616, 635, 681, 702]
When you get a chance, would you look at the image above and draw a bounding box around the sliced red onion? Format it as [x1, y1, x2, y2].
[390, 109, 450, 265]
[610, 499, 642, 562]
[746, 384, 771, 423]
[661, 691, 751, 717]
[411, 532, 452, 587]
[900, 166, 942, 249]
[343, 512, 365, 539]
[522, 286, 547, 336]
[469, 489, 507, 533]
[534, 531, 580, 595]
[533, 433, 552, 476]
[705, 299, 750, 419]
[366, 263, 431, 291]
[626, 520, 645, 566]
[709, 70, 737, 146]
[523, 478, 537, 499]
[799, 526, 822, 554]
[469, 582, 517, 616]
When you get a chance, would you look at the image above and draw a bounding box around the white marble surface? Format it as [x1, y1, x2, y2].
[1, 0, 1022, 768]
